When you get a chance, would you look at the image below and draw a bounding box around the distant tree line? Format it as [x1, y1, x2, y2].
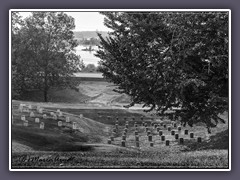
[77, 37, 101, 46]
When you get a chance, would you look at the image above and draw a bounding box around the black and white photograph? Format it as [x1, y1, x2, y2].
[9, 9, 230, 170]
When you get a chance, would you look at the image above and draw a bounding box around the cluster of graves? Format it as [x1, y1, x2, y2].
[107, 118, 203, 148]
[12, 103, 205, 149]
[12, 103, 81, 131]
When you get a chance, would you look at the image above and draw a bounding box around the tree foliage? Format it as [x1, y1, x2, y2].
[12, 12, 83, 101]
[96, 12, 229, 132]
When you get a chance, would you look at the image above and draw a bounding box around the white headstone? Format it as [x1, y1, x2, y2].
[57, 109, 61, 113]
[59, 111, 63, 117]
[23, 107, 29, 113]
[43, 114, 47, 119]
[79, 114, 83, 119]
[19, 104, 23, 112]
[58, 121, 62, 127]
[40, 122, 45, 129]
[28, 105, 32, 109]
[35, 118, 40, 123]
[38, 108, 43, 114]
[21, 115, 26, 121]
[72, 122, 77, 129]
[53, 115, 58, 120]
[23, 120, 28, 127]
[30, 112, 35, 118]
[66, 116, 70, 123]
[50, 112, 55, 116]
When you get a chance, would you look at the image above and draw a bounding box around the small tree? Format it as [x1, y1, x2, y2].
[12, 12, 83, 102]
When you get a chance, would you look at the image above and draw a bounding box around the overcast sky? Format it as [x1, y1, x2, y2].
[19, 11, 111, 32]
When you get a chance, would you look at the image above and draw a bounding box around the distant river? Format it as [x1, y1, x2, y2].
[75, 45, 101, 66]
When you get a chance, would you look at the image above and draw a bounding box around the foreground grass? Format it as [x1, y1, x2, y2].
[11, 148, 228, 169]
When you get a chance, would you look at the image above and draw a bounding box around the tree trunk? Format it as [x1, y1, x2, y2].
[43, 70, 48, 102]
[44, 87, 48, 102]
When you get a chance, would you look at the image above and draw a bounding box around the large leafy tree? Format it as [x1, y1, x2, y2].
[12, 12, 82, 102]
[96, 12, 229, 132]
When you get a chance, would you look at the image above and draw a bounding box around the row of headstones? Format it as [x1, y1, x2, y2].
[17, 114, 78, 130]
[18, 104, 84, 119]
[108, 120, 202, 147]
[14, 105, 78, 130]
[108, 134, 202, 147]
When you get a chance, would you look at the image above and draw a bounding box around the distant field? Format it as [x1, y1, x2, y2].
[73, 72, 103, 78]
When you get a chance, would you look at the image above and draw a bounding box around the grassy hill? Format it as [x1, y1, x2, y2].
[11, 100, 229, 168]
[11, 80, 229, 169]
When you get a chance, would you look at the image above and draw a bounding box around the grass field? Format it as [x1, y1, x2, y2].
[11, 80, 229, 169]
[11, 101, 229, 169]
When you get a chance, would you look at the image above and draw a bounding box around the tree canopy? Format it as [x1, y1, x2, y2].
[12, 12, 83, 101]
[96, 12, 229, 132]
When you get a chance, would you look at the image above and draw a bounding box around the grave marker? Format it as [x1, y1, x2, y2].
[161, 135, 165, 141]
[145, 127, 149, 132]
[58, 121, 62, 127]
[184, 130, 189, 135]
[58, 111, 63, 117]
[122, 136, 126, 141]
[35, 118, 40, 123]
[121, 140, 126, 147]
[159, 131, 163, 136]
[150, 142, 154, 147]
[38, 108, 43, 114]
[40, 122, 45, 129]
[167, 127, 171, 131]
[190, 132, 194, 138]
[171, 130, 175, 135]
[110, 136, 114, 141]
[197, 137, 202, 143]
[179, 138, 184, 144]
[166, 140, 170, 146]
[28, 104, 32, 110]
[72, 122, 77, 130]
[21, 115, 26, 121]
[135, 136, 139, 141]
[175, 134, 179, 140]
[147, 131, 151, 136]
[136, 141, 140, 147]
[30, 112, 35, 118]
[148, 135, 152, 142]
[43, 114, 47, 119]
[173, 123, 177, 128]
[53, 115, 58, 120]
[178, 126, 181, 131]
[107, 139, 111, 144]
[23, 120, 28, 127]
[66, 116, 70, 123]
[79, 114, 83, 119]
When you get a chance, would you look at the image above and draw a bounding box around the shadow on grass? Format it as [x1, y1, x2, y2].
[183, 129, 229, 152]
[12, 126, 93, 152]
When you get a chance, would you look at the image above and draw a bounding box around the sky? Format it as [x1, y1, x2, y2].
[19, 11, 111, 32]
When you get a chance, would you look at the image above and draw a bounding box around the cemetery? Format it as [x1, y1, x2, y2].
[11, 100, 228, 168]
[11, 11, 229, 169]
